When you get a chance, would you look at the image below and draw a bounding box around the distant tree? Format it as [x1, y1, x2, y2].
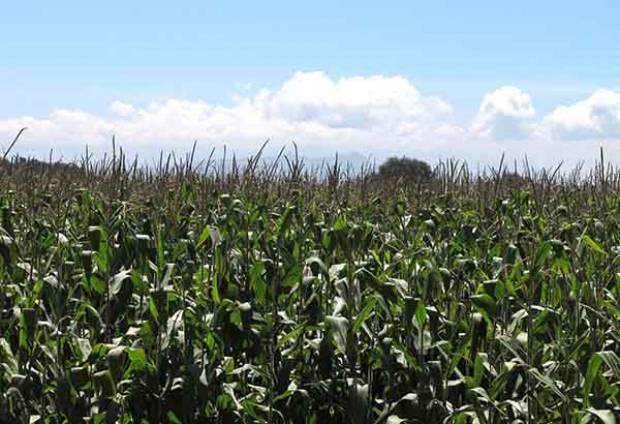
[378, 156, 433, 180]
[501, 171, 527, 185]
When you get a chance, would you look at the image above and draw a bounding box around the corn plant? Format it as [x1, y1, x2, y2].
[0, 150, 618, 423]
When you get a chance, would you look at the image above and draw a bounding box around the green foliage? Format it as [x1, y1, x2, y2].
[0, 155, 618, 422]
[378, 156, 433, 180]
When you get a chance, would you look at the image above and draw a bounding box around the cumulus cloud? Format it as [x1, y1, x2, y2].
[0, 71, 460, 160]
[263, 71, 452, 129]
[5, 72, 620, 167]
[109, 101, 137, 117]
[471, 86, 536, 140]
[544, 89, 620, 140]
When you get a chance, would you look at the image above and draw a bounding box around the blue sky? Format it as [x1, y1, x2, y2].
[2, 1, 620, 165]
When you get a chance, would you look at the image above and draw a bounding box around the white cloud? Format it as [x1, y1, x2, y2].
[0, 71, 460, 160]
[0, 109, 113, 154]
[263, 71, 452, 130]
[544, 89, 620, 140]
[109, 101, 137, 117]
[471, 86, 536, 140]
[4, 72, 620, 167]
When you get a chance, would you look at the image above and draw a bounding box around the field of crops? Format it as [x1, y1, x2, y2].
[0, 154, 619, 423]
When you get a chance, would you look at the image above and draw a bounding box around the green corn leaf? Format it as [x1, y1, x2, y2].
[326, 315, 349, 354]
[584, 351, 620, 407]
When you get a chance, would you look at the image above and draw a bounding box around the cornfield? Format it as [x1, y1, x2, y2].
[0, 148, 619, 423]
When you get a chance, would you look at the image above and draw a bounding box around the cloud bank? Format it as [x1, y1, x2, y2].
[2, 71, 620, 167]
